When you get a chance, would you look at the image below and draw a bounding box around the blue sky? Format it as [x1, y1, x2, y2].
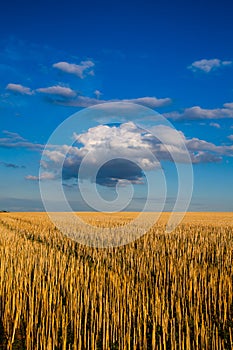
[0, 0, 233, 211]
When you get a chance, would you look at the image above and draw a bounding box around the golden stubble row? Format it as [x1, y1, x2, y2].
[0, 212, 232, 349]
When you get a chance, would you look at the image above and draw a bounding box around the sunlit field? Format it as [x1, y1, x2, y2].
[0, 212, 232, 349]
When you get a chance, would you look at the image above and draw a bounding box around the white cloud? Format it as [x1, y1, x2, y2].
[223, 102, 233, 109]
[53, 95, 172, 109]
[53, 60, 95, 78]
[210, 122, 221, 128]
[228, 135, 233, 141]
[94, 90, 102, 99]
[37, 85, 76, 98]
[122, 97, 171, 108]
[188, 58, 232, 73]
[6, 83, 34, 95]
[88, 70, 95, 76]
[165, 103, 233, 120]
[25, 172, 55, 181]
[186, 137, 233, 158]
[39, 123, 162, 186]
[58, 95, 102, 107]
[73, 122, 159, 171]
[39, 122, 233, 186]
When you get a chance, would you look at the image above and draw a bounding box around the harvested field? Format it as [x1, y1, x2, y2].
[0, 212, 232, 349]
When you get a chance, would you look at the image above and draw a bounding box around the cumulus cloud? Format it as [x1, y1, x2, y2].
[6, 83, 34, 95]
[6, 83, 77, 99]
[37, 85, 76, 98]
[52, 95, 172, 109]
[40, 122, 161, 186]
[228, 135, 233, 141]
[165, 103, 233, 121]
[38, 123, 160, 186]
[191, 152, 222, 163]
[188, 58, 232, 73]
[53, 60, 95, 78]
[185, 137, 233, 158]
[37, 122, 233, 187]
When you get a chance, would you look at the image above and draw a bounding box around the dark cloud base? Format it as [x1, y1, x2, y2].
[96, 159, 144, 187]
